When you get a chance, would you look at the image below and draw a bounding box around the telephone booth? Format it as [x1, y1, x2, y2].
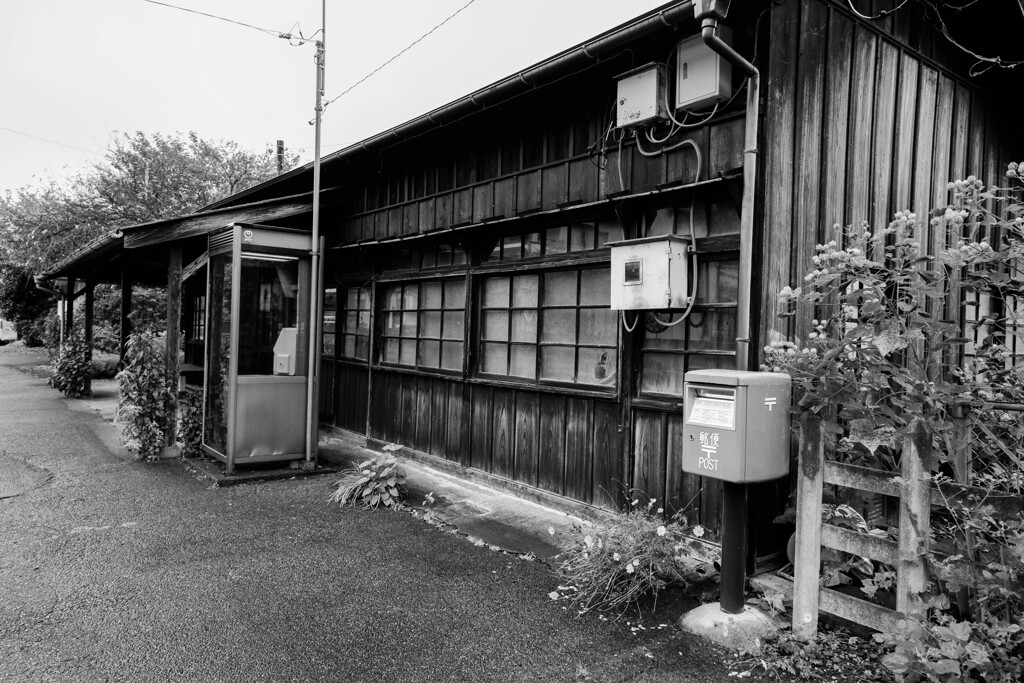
[202, 224, 314, 473]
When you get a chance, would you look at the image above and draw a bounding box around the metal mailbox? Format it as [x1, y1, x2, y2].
[681, 369, 791, 482]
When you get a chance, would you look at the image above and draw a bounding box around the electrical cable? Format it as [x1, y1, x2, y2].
[0, 125, 102, 155]
[622, 310, 640, 332]
[144, 0, 288, 39]
[644, 121, 678, 144]
[323, 0, 480, 110]
[616, 134, 625, 194]
[845, 0, 910, 21]
[651, 248, 699, 327]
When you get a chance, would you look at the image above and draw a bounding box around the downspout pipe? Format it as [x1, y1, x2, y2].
[696, 0, 759, 372]
[696, 0, 762, 616]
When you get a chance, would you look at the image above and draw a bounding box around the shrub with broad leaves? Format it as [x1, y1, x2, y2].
[48, 331, 91, 398]
[328, 453, 407, 510]
[116, 331, 171, 460]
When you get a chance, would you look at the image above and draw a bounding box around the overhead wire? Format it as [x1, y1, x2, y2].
[143, 0, 295, 39]
[322, 0, 480, 111]
[0, 125, 102, 155]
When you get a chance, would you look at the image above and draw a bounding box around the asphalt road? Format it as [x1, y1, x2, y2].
[0, 345, 748, 683]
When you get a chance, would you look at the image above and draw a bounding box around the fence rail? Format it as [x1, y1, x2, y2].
[754, 405, 1024, 637]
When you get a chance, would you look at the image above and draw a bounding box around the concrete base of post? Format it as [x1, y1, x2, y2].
[678, 602, 779, 652]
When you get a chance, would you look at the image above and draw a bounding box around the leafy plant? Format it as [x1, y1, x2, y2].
[177, 387, 203, 458]
[115, 331, 171, 459]
[550, 494, 710, 616]
[328, 453, 407, 509]
[48, 331, 92, 398]
[731, 627, 891, 681]
[766, 167, 1024, 681]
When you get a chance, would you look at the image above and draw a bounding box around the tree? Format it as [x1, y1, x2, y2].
[0, 131, 301, 274]
[0, 266, 54, 344]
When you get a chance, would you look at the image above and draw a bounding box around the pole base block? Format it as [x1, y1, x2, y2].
[678, 602, 779, 653]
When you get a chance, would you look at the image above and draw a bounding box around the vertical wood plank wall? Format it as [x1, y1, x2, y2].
[321, 0, 1017, 535]
[759, 0, 1017, 349]
[340, 97, 745, 525]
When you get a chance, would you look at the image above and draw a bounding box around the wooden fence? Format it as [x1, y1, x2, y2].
[754, 408, 1024, 637]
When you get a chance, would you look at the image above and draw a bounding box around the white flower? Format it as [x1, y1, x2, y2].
[625, 562, 635, 574]
[613, 552, 621, 562]
[548, 526, 555, 536]
[548, 591, 560, 600]
[692, 525, 705, 538]
[656, 525, 667, 537]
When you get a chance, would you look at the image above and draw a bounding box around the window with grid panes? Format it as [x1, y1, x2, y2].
[486, 220, 624, 262]
[184, 290, 206, 367]
[640, 259, 738, 396]
[322, 287, 337, 357]
[379, 279, 465, 371]
[339, 286, 371, 361]
[386, 241, 467, 271]
[479, 268, 617, 388]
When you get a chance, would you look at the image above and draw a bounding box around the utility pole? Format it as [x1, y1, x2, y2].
[304, 0, 325, 467]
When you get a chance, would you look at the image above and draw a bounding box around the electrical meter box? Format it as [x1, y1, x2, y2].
[608, 235, 691, 310]
[681, 369, 791, 483]
[273, 327, 299, 376]
[616, 63, 668, 128]
[675, 26, 733, 111]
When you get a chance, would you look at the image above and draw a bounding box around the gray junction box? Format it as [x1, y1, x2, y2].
[681, 369, 792, 483]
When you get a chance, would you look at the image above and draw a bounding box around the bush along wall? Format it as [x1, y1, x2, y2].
[765, 169, 1024, 681]
[48, 331, 91, 398]
[116, 331, 172, 460]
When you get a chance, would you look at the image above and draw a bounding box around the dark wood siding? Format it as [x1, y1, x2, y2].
[332, 363, 368, 434]
[323, 0, 1018, 546]
[365, 371, 625, 507]
[759, 0, 1019, 348]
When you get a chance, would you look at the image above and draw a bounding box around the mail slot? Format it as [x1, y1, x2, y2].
[681, 369, 791, 483]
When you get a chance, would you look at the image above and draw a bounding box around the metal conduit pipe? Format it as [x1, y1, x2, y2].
[696, 0, 758, 372]
[696, 0, 762, 616]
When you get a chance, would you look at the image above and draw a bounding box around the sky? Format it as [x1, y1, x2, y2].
[0, 0, 670, 194]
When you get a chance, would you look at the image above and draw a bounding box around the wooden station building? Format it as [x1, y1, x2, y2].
[43, 0, 1021, 564]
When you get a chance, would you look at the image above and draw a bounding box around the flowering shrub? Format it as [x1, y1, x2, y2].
[765, 166, 1024, 681]
[550, 496, 710, 615]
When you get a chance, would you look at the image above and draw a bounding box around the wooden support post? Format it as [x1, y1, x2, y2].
[792, 411, 825, 638]
[64, 277, 76, 339]
[120, 269, 133, 364]
[951, 403, 972, 615]
[897, 419, 931, 618]
[84, 276, 94, 397]
[165, 246, 182, 448]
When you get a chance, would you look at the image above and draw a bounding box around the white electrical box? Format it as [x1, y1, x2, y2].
[273, 327, 298, 375]
[675, 27, 733, 111]
[608, 235, 691, 310]
[615, 63, 668, 128]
